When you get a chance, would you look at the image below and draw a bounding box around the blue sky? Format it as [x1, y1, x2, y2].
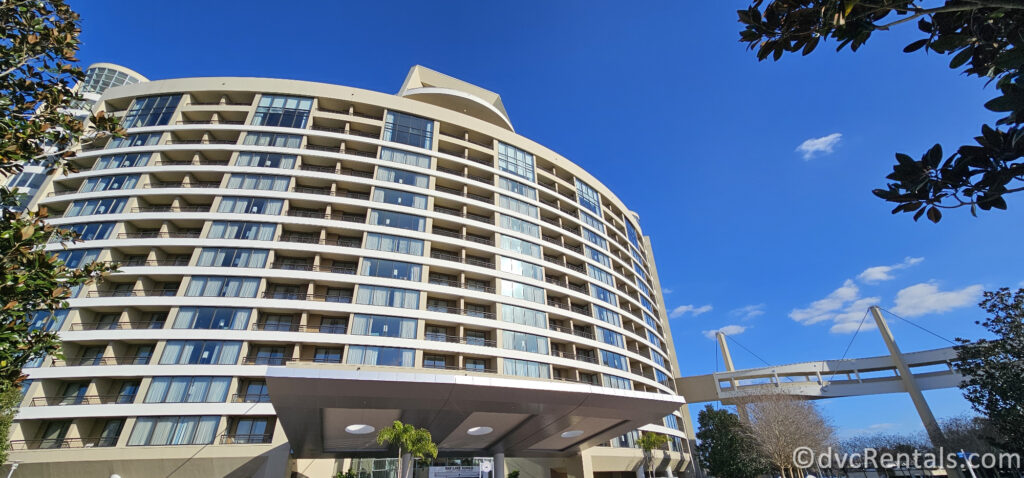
[71, 1, 1023, 438]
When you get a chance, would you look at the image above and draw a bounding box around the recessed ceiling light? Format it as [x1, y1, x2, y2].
[346, 424, 375, 435]
[467, 426, 493, 436]
[560, 430, 584, 438]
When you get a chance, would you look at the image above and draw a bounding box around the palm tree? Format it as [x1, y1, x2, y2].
[636, 433, 669, 478]
[376, 420, 439, 478]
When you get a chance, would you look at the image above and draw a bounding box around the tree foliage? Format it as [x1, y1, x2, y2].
[954, 287, 1024, 454]
[375, 420, 438, 478]
[744, 393, 835, 478]
[636, 432, 669, 478]
[0, 0, 120, 463]
[739, 1, 1024, 222]
[694, 405, 768, 478]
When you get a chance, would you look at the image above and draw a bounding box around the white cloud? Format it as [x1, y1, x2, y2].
[789, 279, 860, 325]
[731, 303, 766, 320]
[702, 325, 747, 339]
[857, 257, 924, 284]
[662, 288, 673, 295]
[829, 297, 881, 334]
[670, 304, 712, 318]
[796, 133, 842, 160]
[891, 282, 983, 317]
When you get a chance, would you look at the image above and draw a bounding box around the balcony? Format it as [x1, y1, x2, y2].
[250, 323, 347, 334]
[550, 350, 600, 365]
[51, 355, 151, 366]
[220, 434, 273, 444]
[116, 231, 201, 239]
[423, 363, 497, 374]
[232, 393, 271, 403]
[427, 277, 495, 294]
[68, 320, 165, 331]
[86, 289, 177, 298]
[425, 305, 495, 320]
[9, 437, 117, 450]
[261, 292, 352, 303]
[30, 394, 135, 407]
[424, 333, 496, 348]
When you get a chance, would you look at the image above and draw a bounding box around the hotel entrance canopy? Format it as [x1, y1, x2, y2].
[266, 365, 686, 458]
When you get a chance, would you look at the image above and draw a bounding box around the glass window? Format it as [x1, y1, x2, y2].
[603, 374, 632, 390]
[80, 66, 139, 94]
[54, 249, 100, 269]
[80, 175, 138, 193]
[64, 197, 127, 217]
[501, 304, 547, 328]
[235, 152, 296, 169]
[585, 246, 611, 268]
[369, 209, 425, 232]
[7, 171, 46, 189]
[631, 247, 644, 266]
[500, 280, 545, 304]
[587, 265, 615, 286]
[243, 132, 302, 148]
[60, 222, 114, 241]
[361, 258, 422, 281]
[106, 133, 161, 149]
[582, 228, 608, 250]
[159, 341, 241, 365]
[376, 166, 429, 188]
[350, 315, 417, 339]
[314, 347, 343, 363]
[594, 306, 621, 327]
[217, 197, 284, 215]
[597, 327, 625, 348]
[207, 221, 276, 241]
[647, 330, 662, 349]
[226, 174, 290, 191]
[635, 279, 651, 297]
[503, 358, 549, 378]
[625, 219, 641, 251]
[355, 285, 419, 309]
[499, 235, 541, 259]
[127, 416, 219, 446]
[498, 177, 537, 200]
[499, 195, 538, 219]
[579, 211, 605, 233]
[633, 262, 648, 281]
[497, 142, 534, 181]
[184, 276, 260, 298]
[252, 94, 313, 128]
[372, 188, 427, 209]
[196, 248, 268, 268]
[172, 307, 251, 330]
[346, 345, 415, 367]
[365, 233, 424, 256]
[601, 350, 629, 371]
[27, 310, 69, 332]
[575, 179, 601, 216]
[644, 313, 659, 330]
[498, 214, 540, 238]
[384, 111, 433, 149]
[380, 147, 431, 169]
[93, 153, 150, 170]
[499, 256, 544, 281]
[652, 352, 667, 369]
[121, 94, 181, 128]
[144, 377, 230, 403]
[640, 296, 654, 313]
[503, 331, 548, 354]
[590, 284, 617, 306]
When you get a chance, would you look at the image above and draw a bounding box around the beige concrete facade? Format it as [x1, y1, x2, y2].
[7, 65, 691, 478]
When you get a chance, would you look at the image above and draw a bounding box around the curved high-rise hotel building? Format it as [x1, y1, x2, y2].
[9, 65, 692, 478]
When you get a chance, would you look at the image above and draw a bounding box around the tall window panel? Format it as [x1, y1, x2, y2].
[217, 197, 284, 215]
[64, 197, 127, 217]
[355, 285, 419, 309]
[251, 95, 313, 128]
[144, 377, 231, 403]
[625, 219, 642, 251]
[643, 312, 659, 330]
[196, 248, 269, 268]
[498, 214, 540, 238]
[127, 416, 219, 446]
[579, 211, 605, 233]
[597, 327, 625, 348]
[575, 179, 602, 216]
[185, 276, 260, 298]
[582, 228, 608, 250]
[499, 256, 544, 281]
[498, 195, 539, 219]
[372, 188, 427, 209]
[106, 133, 161, 149]
[647, 330, 662, 349]
[361, 258, 422, 281]
[377, 167, 429, 188]
[243, 132, 302, 149]
[369, 209, 425, 232]
[346, 345, 414, 367]
[587, 264, 615, 287]
[504, 358, 549, 379]
[600, 350, 628, 371]
[594, 305, 621, 327]
[498, 177, 537, 200]
[384, 112, 433, 149]
[93, 153, 150, 170]
[499, 235, 541, 259]
[503, 331, 548, 354]
[206, 221, 276, 240]
[590, 284, 617, 306]
[121, 94, 181, 128]
[639, 296, 654, 313]
[603, 374, 632, 390]
[364, 232, 424, 256]
[380, 147, 431, 169]
[226, 174, 290, 191]
[501, 304, 547, 328]
[651, 352, 668, 370]
[62, 222, 115, 241]
[350, 315, 417, 339]
[27, 310, 69, 332]
[585, 246, 611, 268]
[235, 152, 296, 169]
[159, 341, 241, 365]
[500, 280, 545, 304]
[172, 307, 251, 330]
[497, 142, 535, 181]
[80, 174, 139, 193]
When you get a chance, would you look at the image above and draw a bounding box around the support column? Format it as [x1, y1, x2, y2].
[494, 453, 505, 478]
[869, 306, 963, 478]
[716, 332, 748, 421]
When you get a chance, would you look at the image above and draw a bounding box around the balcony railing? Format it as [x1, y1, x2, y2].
[270, 263, 357, 274]
[87, 289, 178, 298]
[424, 333, 497, 348]
[51, 356, 151, 366]
[117, 231, 201, 239]
[68, 320, 165, 331]
[251, 322, 347, 334]
[30, 394, 134, 407]
[550, 350, 600, 364]
[231, 393, 271, 403]
[425, 305, 495, 320]
[220, 433, 273, 444]
[241, 357, 288, 366]
[9, 437, 117, 450]
[112, 258, 191, 267]
[423, 363, 497, 374]
[261, 292, 352, 303]
[131, 206, 210, 213]
[427, 277, 495, 294]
